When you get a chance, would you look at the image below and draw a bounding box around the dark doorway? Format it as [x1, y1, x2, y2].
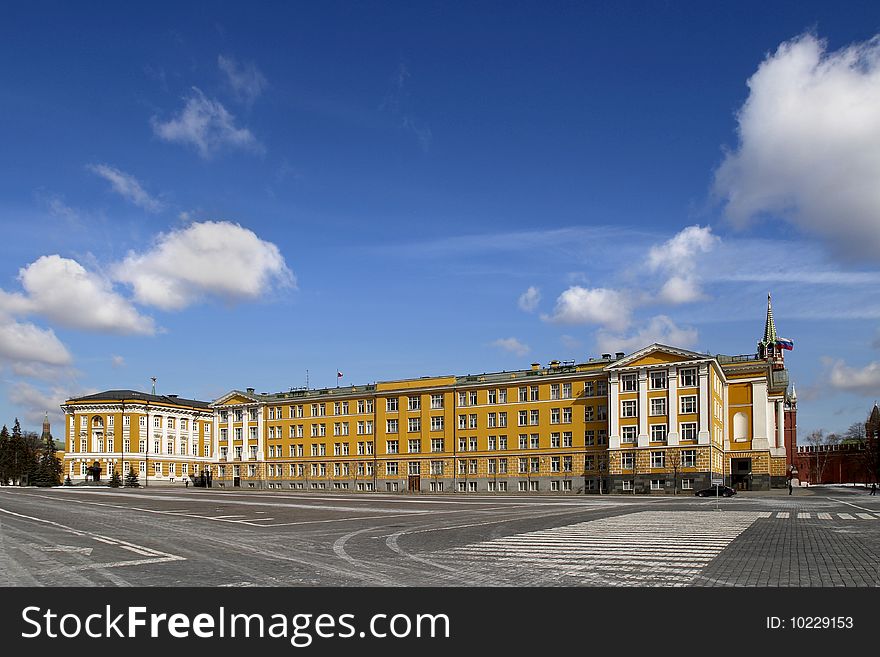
[731, 458, 752, 490]
[233, 476, 241, 488]
[408, 475, 420, 492]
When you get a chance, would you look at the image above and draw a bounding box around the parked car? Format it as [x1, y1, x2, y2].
[695, 485, 736, 497]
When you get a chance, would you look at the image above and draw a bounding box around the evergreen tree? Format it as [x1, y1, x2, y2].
[108, 470, 122, 487]
[9, 419, 24, 485]
[0, 425, 9, 485]
[35, 428, 63, 487]
[64, 475, 72, 486]
[124, 469, 139, 488]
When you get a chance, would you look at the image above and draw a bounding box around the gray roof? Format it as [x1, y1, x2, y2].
[65, 390, 211, 409]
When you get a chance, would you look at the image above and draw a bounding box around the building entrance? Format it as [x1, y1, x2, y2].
[731, 458, 752, 490]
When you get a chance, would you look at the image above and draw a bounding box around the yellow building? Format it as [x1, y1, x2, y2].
[60, 390, 214, 485]
[62, 296, 793, 494]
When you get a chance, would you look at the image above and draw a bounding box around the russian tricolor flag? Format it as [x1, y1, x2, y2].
[776, 337, 794, 351]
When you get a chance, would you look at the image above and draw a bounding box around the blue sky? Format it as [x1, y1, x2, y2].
[2, 1, 880, 439]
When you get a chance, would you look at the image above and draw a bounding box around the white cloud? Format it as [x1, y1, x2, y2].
[2, 255, 155, 335]
[491, 337, 530, 357]
[518, 286, 541, 312]
[113, 220, 294, 310]
[8, 381, 86, 429]
[0, 319, 71, 367]
[560, 334, 582, 350]
[595, 315, 699, 355]
[87, 164, 163, 212]
[218, 54, 267, 105]
[543, 286, 633, 331]
[151, 87, 263, 158]
[714, 33, 880, 261]
[647, 225, 718, 304]
[827, 358, 880, 394]
[112, 355, 126, 368]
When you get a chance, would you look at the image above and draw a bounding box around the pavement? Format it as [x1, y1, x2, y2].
[1, 485, 878, 587]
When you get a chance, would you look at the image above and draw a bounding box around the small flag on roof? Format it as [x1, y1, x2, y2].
[775, 337, 794, 350]
[337, 370, 344, 378]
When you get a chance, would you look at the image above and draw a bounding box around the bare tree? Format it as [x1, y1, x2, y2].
[803, 429, 838, 484]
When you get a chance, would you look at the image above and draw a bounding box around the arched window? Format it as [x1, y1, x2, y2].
[733, 412, 748, 442]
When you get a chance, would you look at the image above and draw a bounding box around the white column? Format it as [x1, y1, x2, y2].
[722, 380, 730, 451]
[751, 381, 770, 450]
[608, 375, 620, 449]
[667, 367, 679, 445]
[638, 369, 648, 446]
[776, 400, 784, 449]
[698, 364, 710, 444]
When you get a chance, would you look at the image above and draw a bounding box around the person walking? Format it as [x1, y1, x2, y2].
[788, 479, 793, 495]
[871, 482, 876, 496]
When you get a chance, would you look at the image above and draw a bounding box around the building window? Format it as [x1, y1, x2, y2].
[386, 398, 398, 412]
[649, 371, 667, 389]
[650, 424, 667, 443]
[680, 395, 698, 415]
[621, 452, 635, 470]
[529, 434, 539, 449]
[621, 401, 637, 418]
[518, 387, 528, 402]
[529, 410, 539, 425]
[518, 410, 527, 426]
[529, 385, 539, 401]
[469, 414, 477, 429]
[584, 406, 594, 422]
[550, 384, 560, 400]
[680, 368, 697, 388]
[651, 479, 665, 491]
[430, 394, 443, 409]
[681, 449, 697, 468]
[597, 405, 607, 420]
[650, 398, 667, 416]
[408, 417, 421, 433]
[386, 440, 399, 454]
[498, 435, 507, 450]
[408, 439, 421, 453]
[550, 433, 560, 448]
[550, 408, 560, 424]
[621, 373, 638, 392]
[469, 436, 478, 451]
[621, 426, 637, 443]
[562, 383, 572, 399]
[622, 480, 633, 491]
[550, 456, 560, 473]
[650, 451, 665, 468]
[430, 460, 444, 475]
[681, 478, 694, 490]
[386, 462, 398, 476]
[431, 438, 444, 452]
[585, 430, 595, 446]
[680, 422, 698, 441]
[408, 396, 420, 411]
[386, 419, 398, 434]
[584, 381, 594, 397]
[408, 461, 420, 476]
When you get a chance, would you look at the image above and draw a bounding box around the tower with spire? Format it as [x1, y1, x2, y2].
[40, 411, 51, 442]
[757, 293, 785, 369]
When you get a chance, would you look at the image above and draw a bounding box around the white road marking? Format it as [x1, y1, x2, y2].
[856, 513, 876, 520]
[0, 505, 184, 571]
[838, 513, 855, 520]
[828, 498, 880, 513]
[431, 511, 764, 586]
[776, 512, 789, 519]
[818, 513, 832, 520]
[798, 513, 810, 519]
[31, 544, 94, 556]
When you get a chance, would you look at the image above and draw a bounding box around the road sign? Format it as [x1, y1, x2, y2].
[711, 477, 723, 486]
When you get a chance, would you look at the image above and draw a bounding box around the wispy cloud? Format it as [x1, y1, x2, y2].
[827, 357, 880, 395]
[596, 315, 699, 355]
[491, 337, 530, 357]
[218, 54, 267, 106]
[87, 163, 163, 212]
[518, 286, 541, 312]
[151, 87, 263, 158]
[381, 62, 432, 152]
